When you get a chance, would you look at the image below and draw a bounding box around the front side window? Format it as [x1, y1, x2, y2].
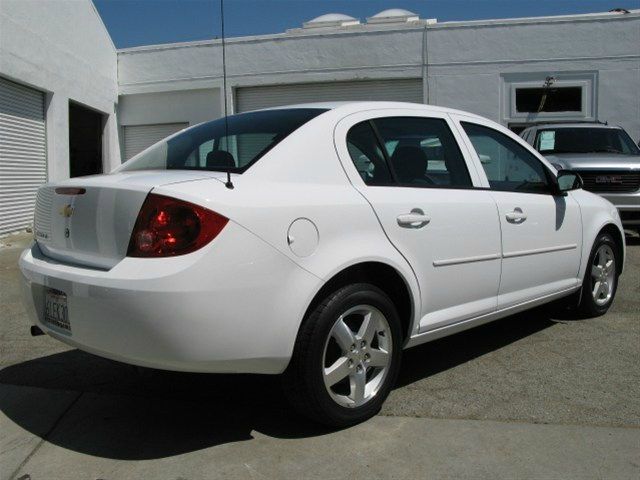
[462, 122, 551, 194]
[373, 117, 472, 188]
[120, 108, 327, 173]
[534, 127, 640, 155]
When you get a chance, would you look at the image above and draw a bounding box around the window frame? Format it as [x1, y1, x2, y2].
[501, 73, 597, 126]
[454, 116, 560, 196]
[509, 80, 591, 121]
[339, 110, 485, 191]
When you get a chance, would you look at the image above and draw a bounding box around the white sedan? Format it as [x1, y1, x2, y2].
[20, 102, 625, 426]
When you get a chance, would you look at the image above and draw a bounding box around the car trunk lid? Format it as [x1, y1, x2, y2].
[33, 170, 225, 269]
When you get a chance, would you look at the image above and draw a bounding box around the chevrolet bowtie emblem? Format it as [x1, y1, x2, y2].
[59, 204, 74, 218]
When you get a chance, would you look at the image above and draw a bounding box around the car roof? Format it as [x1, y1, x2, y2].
[256, 101, 486, 120]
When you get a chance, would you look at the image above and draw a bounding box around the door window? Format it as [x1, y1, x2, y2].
[462, 122, 552, 194]
[374, 117, 472, 187]
[346, 117, 473, 188]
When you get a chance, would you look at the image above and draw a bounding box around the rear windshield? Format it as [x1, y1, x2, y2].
[119, 108, 327, 173]
[534, 127, 640, 155]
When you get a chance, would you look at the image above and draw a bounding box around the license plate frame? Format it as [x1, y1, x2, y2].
[44, 288, 71, 333]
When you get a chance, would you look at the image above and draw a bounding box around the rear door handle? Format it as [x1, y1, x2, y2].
[397, 209, 430, 229]
[505, 208, 527, 224]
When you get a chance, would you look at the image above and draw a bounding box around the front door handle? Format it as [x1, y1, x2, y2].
[397, 209, 430, 229]
[505, 208, 527, 224]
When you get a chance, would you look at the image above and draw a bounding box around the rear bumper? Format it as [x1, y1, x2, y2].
[19, 222, 322, 374]
[597, 192, 640, 226]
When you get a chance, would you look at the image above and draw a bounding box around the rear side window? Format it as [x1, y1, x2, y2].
[462, 122, 551, 194]
[345, 117, 472, 188]
[346, 122, 393, 185]
[120, 108, 327, 173]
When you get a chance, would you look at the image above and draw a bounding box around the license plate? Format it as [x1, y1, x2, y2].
[44, 289, 71, 333]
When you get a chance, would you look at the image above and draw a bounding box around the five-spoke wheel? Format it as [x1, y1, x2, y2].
[578, 232, 620, 317]
[284, 284, 402, 427]
[322, 305, 392, 408]
[591, 244, 616, 306]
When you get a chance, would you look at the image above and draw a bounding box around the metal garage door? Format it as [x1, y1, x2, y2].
[236, 79, 423, 113]
[123, 123, 188, 160]
[0, 77, 47, 235]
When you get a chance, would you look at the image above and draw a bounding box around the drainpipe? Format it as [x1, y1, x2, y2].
[422, 24, 430, 105]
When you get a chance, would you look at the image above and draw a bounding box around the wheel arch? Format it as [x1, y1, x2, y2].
[599, 223, 625, 274]
[301, 261, 417, 344]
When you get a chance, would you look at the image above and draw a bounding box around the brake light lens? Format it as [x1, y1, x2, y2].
[127, 193, 228, 257]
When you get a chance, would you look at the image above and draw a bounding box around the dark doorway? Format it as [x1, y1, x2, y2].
[69, 102, 104, 177]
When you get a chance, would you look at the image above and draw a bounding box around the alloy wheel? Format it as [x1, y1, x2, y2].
[322, 305, 392, 408]
[591, 244, 616, 306]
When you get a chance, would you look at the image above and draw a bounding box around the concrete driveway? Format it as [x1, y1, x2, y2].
[1, 231, 639, 479]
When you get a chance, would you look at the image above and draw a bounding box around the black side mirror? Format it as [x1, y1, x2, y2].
[556, 170, 583, 193]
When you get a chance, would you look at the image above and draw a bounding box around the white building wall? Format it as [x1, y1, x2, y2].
[117, 11, 639, 140]
[116, 28, 425, 120]
[117, 89, 221, 127]
[117, 88, 221, 158]
[0, 0, 119, 180]
[117, 29, 423, 93]
[426, 14, 640, 136]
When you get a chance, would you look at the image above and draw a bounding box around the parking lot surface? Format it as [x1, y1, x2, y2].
[1, 231, 639, 479]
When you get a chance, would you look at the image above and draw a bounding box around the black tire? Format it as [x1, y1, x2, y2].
[283, 283, 402, 427]
[576, 232, 620, 317]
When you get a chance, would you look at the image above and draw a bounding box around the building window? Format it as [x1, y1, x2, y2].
[502, 72, 596, 124]
[515, 86, 582, 113]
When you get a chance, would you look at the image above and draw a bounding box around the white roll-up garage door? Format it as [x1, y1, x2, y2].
[236, 79, 423, 113]
[0, 77, 47, 235]
[123, 123, 189, 161]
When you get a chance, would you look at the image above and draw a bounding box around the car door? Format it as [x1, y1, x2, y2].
[334, 109, 502, 333]
[454, 115, 582, 308]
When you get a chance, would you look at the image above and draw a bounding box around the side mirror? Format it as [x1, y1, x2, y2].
[556, 170, 583, 193]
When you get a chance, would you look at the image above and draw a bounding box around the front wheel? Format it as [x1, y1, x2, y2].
[577, 232, 620, 317]
[283, 283, 402, 427]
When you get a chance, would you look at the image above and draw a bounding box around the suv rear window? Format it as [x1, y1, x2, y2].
[120, 108, 327, 173]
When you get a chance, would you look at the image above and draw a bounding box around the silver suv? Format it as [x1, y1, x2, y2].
[521, 122, 640, 232]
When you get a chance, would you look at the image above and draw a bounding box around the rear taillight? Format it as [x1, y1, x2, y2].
[127, 193, 228, 257]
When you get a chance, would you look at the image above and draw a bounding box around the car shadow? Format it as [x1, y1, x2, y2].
[0, 309, 557, 460]
[396, 308, 556, 388]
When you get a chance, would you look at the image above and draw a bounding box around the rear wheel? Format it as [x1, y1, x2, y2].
[283, 283, 402, 427]
[577, 233, 619, 317]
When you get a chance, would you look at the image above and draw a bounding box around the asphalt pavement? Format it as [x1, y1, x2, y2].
[1, 231, 638, 479]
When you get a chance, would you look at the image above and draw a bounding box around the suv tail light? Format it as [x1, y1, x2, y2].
[127, 193, 228, 257]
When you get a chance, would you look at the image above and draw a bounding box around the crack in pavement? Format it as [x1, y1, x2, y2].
[8, 391, 83, 480]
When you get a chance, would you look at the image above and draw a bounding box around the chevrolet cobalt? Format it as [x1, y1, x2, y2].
[20, 102, 625, 426]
